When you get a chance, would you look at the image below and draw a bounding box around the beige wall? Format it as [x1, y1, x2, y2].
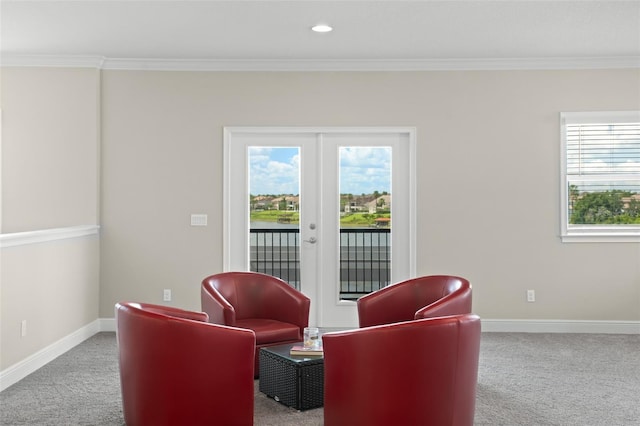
[0, 67, 638, 371]
[100, 69, 640, 321]
[0, 236, 100, 369]
[0, 68, 101, 370]
[1, 68, 100, 232]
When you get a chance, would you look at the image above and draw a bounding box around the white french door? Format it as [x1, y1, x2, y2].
[224, 127, 415, 328]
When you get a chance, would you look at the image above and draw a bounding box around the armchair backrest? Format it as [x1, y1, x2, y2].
[322, 314, 481, 426]
[357, 275, 472, 327]
[115, 302, 255, 426]
[202, 272, 310, 328]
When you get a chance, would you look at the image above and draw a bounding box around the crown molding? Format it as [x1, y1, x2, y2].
[1, 55, 105, 69]
[1, 55, 639, 71]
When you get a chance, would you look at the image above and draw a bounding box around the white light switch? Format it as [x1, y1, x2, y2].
[191, 214, 208, 226]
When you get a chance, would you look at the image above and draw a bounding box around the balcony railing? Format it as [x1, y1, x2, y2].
[250, 229, 301, 288]
[250, 228, 391, 301]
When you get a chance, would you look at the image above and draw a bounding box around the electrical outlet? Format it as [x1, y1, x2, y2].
[21, 320, 27, 337]
[163, 289, 172, 302]
[527, 289, 535, 302]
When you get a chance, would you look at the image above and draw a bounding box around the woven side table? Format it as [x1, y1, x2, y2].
[259, 343, 324, 411]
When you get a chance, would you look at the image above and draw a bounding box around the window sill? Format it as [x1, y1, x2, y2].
[561, 233, 640, 243]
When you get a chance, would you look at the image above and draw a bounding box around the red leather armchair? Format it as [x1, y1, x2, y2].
[357, 275, 472, 327]
[201, 271, 311, 377]
[323, 314, 481, 426]
[115, 302, 255, 426]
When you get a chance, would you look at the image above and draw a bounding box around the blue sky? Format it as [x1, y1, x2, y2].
[249, 146, 391, 195]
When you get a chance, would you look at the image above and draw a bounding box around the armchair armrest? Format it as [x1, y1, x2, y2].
[120, 302, 209, 322]
[201, 284, 236, 325]
[415, 285, 472, 319]
[357, 288, 414, 327]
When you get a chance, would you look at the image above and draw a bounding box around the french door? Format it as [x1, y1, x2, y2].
[224, 127, 415, 327]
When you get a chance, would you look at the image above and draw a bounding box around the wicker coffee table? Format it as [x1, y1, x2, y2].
[259, 343, 324, 411]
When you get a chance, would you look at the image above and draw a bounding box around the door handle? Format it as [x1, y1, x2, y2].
[304, 237, 317, 244]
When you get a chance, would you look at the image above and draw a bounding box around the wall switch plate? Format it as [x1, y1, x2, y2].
[163, 289, 172, 302]
[190, 214, 208, 226]
[21, 320, 27, 337]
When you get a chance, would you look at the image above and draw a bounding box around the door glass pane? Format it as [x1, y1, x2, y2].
[248, 147, 301, 289]
[339, 147, 392, 300]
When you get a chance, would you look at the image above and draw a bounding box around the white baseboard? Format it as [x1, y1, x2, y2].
[481, 319, 640, 334]
[100, 318, 116, 332]
[1, 317, 638, 392]
[0, 319, 101, 392]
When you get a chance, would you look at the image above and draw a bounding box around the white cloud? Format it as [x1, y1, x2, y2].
[340, 147, 391, 195]
[249, 147, 300, 195]
[248, 146, 391, 195]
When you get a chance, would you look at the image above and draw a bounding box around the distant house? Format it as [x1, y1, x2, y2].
[272, 196, 299, 211]
[622, 194, 640, 211]
[367, 195, 391, 213]
[270, 197, 283, 210]
[344, 201, 365, 213]
[252, 195, 272, 210]
[285, 196, 299, 211]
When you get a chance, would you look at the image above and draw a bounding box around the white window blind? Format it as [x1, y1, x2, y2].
[566, 122, 640, 178]
[560, 111, 640, 242]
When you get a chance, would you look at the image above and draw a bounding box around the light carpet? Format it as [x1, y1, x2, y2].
[1, 332, 638, 425]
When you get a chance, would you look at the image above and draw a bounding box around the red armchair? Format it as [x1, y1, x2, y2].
[201, 271, 311, 377]
[115, 302, 255, 426]
[357, 275, 472, 327]
[323, 314, 481, 426]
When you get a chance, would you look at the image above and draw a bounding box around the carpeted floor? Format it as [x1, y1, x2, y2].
[1, 332, 639, 425]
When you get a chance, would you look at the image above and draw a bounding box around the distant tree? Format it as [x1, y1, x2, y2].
[571, 191, 626, 224]
[627, 198, 640, 219]
[568, 184, 579, 213]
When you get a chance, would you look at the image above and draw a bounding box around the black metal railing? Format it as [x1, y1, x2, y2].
[250, 229, 301, 289]
[250, 228, 391, 300]
[339, 229, 391, 300]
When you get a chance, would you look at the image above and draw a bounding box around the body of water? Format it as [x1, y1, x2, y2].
[251, 221, 298, 229]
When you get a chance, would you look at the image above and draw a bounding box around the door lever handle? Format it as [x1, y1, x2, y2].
[304, 237, 317, 244]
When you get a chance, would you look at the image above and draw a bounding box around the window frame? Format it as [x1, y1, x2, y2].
[560, 111, 640, 243]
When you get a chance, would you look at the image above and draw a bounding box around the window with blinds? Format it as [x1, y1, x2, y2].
[560, 111, 640, 242]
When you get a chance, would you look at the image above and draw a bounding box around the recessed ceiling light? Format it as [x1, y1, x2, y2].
[311, 24, 333, 33]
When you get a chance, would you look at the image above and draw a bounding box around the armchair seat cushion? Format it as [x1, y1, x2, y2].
[201, 271, 311, 377]
[236, 319, 301, 344]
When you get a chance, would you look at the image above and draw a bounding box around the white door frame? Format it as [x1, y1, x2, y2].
[223, 127, 416, 327]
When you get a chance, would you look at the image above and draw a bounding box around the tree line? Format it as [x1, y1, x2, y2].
[569, 187, 640, 224]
